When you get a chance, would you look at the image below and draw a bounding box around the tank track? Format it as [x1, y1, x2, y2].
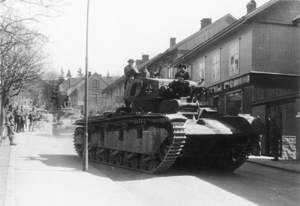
[203, 136, 256, 172]
[73, 117, 186, 174]
[219, 139, 256, 172]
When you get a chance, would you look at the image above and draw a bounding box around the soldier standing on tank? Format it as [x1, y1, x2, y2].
[124, 59, 139, 89]
[5, 105, 17, 146]
[124, 59, 139, 108]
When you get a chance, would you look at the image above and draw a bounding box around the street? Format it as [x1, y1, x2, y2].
[91, 153, 300, 206]
[2, 128, 298, 206]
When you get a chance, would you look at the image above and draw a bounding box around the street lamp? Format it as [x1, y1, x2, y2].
[83, 0, 90, 172]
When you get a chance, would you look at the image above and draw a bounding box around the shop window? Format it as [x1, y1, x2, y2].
[213, 96, 220, 110]
[229, 39, 240, 76]
[226, 91, 242, 115]
[212, 50, 220, 83]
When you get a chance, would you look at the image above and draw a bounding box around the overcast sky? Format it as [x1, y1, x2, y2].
[6, 0, 270, 77]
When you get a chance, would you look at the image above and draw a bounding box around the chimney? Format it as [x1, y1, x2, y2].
[201, 18, 212, 29]
[170, 38, 176, 47]
[142, 54, 149, 61]
[88, 71, 92, 77]
[246, 0, 257, 14]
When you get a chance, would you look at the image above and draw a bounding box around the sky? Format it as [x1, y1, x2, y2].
[5, 0, 270, 77]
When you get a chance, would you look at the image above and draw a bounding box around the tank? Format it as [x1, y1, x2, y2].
[73, 77, 265, 174]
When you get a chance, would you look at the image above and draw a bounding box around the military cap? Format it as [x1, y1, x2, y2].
[127, 59, 135, 63]
[178, 64, 187, 69]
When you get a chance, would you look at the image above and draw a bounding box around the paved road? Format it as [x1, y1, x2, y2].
[90, 150, 300, 206]
[2, 129, 299, 206]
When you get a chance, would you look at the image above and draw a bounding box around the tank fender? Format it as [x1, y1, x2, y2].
[238, 114, 266, 135]
[165, 113, 187, 122]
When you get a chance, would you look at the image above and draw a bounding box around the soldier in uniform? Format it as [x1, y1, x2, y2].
[175, 64, 190, 80]
[5, 105, 17, 146]
[124, 59, 139, 89]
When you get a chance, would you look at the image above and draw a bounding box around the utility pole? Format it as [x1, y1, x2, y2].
[0, 37, 4, 137]
[83, 0, 90, 172]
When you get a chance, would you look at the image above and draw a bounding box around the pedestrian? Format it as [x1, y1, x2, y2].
[19, 106, 25, 132]
[13, 105, 21, 133]
[5, 105, 17, 146]
[269, 116, 281, 161]
[28, 108, 36, 132]
[174, 64, 190, 80]
[124, 59, 139, 90]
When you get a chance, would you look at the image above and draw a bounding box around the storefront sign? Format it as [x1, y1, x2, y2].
[209, 74, 250, 94]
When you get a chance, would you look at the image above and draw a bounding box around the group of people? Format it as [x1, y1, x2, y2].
[124, 59, 191, 100]
[5, 105, 41, 146]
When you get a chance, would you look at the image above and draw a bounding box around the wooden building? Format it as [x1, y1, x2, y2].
[102, 14, 237, 110]
[61, 73, 118, 113]
[172, 0, 300, 158]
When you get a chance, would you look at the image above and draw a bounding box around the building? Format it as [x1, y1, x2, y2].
[102, 14, 237, 110]
[61, 72, 118, 113]
[172, 0, 300, 158]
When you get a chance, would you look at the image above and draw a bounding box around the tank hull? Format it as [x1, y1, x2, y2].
[73, 112, 258, 173]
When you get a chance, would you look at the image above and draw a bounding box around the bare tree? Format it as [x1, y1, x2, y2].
[1, 15, 48, 108]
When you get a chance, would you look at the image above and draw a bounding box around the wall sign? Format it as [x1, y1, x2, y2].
[209, 74, 250, 94]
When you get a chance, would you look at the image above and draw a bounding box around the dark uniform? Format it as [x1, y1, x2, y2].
[174, 64, 190, 80]
[5, 105, 17, 146]
[124, 59, 138, 108]
[28, 109, 36, 132]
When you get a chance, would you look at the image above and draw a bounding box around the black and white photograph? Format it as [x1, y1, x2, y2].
[0, 0, 299, 205]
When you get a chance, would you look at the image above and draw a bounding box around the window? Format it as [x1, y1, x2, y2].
[168, 67, 173, 79]
[198, 58, 205, 85]
[213, 96, 220, 110]
[226, 91, 242, 115]
[212, 50, 220, 82]
[93, 80, 99, 88]
[229, 40, 240, 76]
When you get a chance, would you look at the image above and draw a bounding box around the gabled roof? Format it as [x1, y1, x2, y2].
[66, 72, 119, 96]
[171, 0, 282, 66]
[60, 77, 83, 92]
[166, 14, 236, 52]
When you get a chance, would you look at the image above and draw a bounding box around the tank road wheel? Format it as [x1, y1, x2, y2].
[108, 151, 115, 164]
[147, 159, 159, 172]
[115, 153, 123, 165]
[130, 156, 139, 169]
[123, 154, 139, 169]
[139, 155, 159, 172]
[88, 148, 96, 160]
[96, 149, 109, 162]
[73, 128, 84, 158]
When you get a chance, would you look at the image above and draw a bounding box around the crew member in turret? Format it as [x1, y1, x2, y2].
[175, 64, 190, 80]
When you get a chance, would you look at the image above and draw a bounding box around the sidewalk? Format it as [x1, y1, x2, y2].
[2, 132, 147, 206]
[247, 155, 300, 174]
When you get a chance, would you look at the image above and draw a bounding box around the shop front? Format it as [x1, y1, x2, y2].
[207, 72, 300, 159]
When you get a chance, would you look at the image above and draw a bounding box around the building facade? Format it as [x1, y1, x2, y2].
[172, 0, 300, 158]
[61, 73, 118, 114]
[102, 15, 237, 110]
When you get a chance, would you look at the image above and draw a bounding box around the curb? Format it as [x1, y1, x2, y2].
[246, 160, 300, 174]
